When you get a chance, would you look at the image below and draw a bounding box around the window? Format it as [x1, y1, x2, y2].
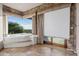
[8, 16, 32, 34]
[44, 36, 64, 45]
[53, 38, 64, 45]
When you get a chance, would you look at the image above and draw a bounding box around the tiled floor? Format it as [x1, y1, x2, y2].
[0, 44, 77, 56]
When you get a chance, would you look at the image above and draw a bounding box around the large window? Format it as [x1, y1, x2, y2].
[44, 7, 70, 46]
[8, 16, 32, 34]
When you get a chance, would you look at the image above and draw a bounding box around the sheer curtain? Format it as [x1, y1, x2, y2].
[32, 14, 44, 44]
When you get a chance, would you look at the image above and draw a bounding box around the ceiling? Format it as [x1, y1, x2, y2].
[3, 3, 42, 12]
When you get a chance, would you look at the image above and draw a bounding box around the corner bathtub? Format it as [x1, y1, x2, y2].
[3, 34, 37, 48]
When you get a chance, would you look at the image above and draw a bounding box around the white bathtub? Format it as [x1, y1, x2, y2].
[3, 33, 38, 48]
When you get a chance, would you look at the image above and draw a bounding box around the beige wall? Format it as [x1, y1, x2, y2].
[0, 4, 3, 36]
[3, 14, 8, 36]
[0, 4, 4, 49]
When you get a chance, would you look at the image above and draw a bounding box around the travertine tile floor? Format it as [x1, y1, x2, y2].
[0, 44, 77, 56]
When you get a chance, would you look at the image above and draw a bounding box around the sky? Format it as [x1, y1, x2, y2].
[8, 16, 32, 30]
